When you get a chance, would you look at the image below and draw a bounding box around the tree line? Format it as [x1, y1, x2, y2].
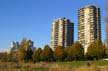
[0, 38, 108, 62]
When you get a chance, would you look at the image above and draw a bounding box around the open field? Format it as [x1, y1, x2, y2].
[0, 60, 108, 71]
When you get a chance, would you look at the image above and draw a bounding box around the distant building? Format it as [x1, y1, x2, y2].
[78, 5, 101, 53]
[28, 40, 36, 51]
[51, 17, 74, 51]
[7, 39, 36, 54]
[7, 41, 19, 54]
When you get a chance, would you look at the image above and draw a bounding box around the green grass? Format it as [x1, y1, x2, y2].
[55, 60, 108, 67]
[56, 61, 87, 67]
[92, 60, 108, 66]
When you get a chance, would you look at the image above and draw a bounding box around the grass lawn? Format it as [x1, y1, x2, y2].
[56, 60, 108, 67]
[0, 60, 108, 71]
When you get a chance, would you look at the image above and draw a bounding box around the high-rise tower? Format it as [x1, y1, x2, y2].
[78, 5, 101, 53]
[51, 18, 74, 51]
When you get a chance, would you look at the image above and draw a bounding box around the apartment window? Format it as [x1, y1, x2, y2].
[61, 23, 63, 26]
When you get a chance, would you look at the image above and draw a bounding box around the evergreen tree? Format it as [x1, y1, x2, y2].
[32, 48, 42, 62]
[40, 45, 53, 61]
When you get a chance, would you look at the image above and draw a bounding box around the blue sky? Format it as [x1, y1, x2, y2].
[0, 0, 106, 52]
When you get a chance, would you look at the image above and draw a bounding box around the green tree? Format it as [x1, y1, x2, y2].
[104, 47, 108, 58]
[32, 48, 42, 62]
[24, 46, 33, 61]
[87, 38, 106, 60]
[53, 46, 65, 61]
[65, 42, 84, 61]
[40, 45, 53, 61]
[72, 42, 84, 60]
[64, 46, 72, 61]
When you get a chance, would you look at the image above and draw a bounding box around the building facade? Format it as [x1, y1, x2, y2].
[78, 5, 101, 53]
[51, 18, 74, 51]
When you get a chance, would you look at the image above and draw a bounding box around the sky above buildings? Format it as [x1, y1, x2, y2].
[0, 0, 106, 52]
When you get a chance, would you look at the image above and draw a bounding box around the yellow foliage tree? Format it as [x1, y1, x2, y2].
[17, 38, 33, 62]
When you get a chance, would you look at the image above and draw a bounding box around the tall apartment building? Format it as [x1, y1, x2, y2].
[51, 18, 74, 51]
[78, 5, 101, 53]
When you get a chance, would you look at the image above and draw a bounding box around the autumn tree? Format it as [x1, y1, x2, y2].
[53, 46, 65, 61]
[17, 38, 33, 62]
[40, 45, 53, 61]
[32, 48, 42, 62]
[87, 38, 106, 60]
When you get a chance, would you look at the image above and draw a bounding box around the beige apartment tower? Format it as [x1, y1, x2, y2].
[78, 5, 101, 53]
[51, 18, 74, 51]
